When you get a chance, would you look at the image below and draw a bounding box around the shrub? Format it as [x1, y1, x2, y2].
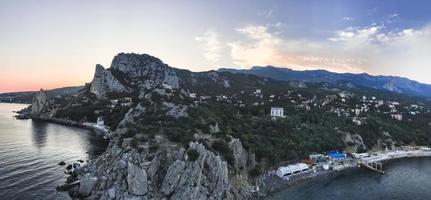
[187, 149, 200, 161]
[149, 144, 159, 153]
[249, 165, 261, 177]
[212, 140, 235, 166]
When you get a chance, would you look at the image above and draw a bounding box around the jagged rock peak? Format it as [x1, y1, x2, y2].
[90, 64, 129, 99]
[110, 53, 167, 73]
[31, 89, 49, 116]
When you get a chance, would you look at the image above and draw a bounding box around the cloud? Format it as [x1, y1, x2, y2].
[225, 23, 431, 83]
[329, 26, 380, 42]
[228, 25, 284, 67]
[227, 24, 367, 72]
[195, 31, 222, 63]
[322, 24, 431, 81]
[258, 9, 274, 18]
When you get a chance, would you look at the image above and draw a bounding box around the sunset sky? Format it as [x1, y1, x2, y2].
[1, 0, 431, 92]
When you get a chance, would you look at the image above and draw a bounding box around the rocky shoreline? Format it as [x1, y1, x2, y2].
[55, 136, 263, 199]
[20, 116, 109, 136]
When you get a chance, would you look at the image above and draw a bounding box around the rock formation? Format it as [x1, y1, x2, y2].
[76, 138, 256, 200]
[90, 53, 180, 99]
[90, 64, 129, 99]
[127, 162, 148, 196]
[31, 89, 49, 117]
[342, 131, 367, 152]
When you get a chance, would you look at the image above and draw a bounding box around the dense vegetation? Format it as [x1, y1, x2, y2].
[119, 84, 431, 169]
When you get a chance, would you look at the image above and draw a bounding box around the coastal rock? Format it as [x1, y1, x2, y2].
[31, 89, 49, 116]
[79, 174, 98, 197]
[55, 191, 73, 200]
[161, 160, 186, 195]
[127, 162, 148, 196]
[229, 139, 248, 170]
[167, 142, 233, 200]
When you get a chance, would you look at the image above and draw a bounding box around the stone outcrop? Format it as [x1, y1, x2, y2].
[127, 162, 148, 196]
[342, 131, 367, 152]
[74, 138, 256, 200]
[79, 174, 98, 197]
[161, 142, 233, 200]
[229, 139, 249, 170]
[161, 160, 186, 195]
[90, 64, 129, 99]
[31, 89, 49, 116]
[90, 53, 181, 99]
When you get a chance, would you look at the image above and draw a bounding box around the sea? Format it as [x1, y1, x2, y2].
[0, 103, 107, 200]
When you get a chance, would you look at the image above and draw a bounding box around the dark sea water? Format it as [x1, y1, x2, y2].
[267, 157, 431, 200]
[0, 103, 108, 200]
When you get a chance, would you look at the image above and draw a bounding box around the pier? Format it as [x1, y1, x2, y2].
[358, 160, 384, 174]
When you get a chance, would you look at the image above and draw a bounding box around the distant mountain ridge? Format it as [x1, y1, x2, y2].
[0, 86, 84, 103]
[218, 66, 431, 97]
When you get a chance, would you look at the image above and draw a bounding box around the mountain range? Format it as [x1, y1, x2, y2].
[218, 66, 431, 98]
[0, 86, 84, 103]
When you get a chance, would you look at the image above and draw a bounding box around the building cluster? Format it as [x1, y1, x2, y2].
[275, 150, 352, 179]
[169, 88, 430, 124]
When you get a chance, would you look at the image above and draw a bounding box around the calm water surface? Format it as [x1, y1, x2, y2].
[0, 103, 107, 200]
[267, 157, 431, 200]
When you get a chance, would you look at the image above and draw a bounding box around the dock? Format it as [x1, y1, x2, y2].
[358, 161, 384, 174]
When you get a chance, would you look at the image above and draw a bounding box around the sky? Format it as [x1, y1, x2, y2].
[1, 0, 431, 92]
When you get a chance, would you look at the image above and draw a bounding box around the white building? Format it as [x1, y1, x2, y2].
[271, 107, 284, 118]
[352, 117, 362, 126]
[189, 93, 197, 98]
[355, 108, 361, 116]
[391, 114, 403, 121]
[97, 117, 104, 126]
[255, 89, 261, 94]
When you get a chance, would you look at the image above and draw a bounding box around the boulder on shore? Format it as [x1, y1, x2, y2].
[127, 162, 148, 196]
[79, 174, 98, 197]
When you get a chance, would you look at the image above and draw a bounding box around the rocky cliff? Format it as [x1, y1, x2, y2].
[90, 64, 130, 99]
[90, 53, 180, 99]
[71, 125, 257, 199]
[31, 89, 49, 116]
[58, 53, 261, 199]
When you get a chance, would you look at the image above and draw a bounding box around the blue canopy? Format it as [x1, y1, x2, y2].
[328, 151, 346, 158]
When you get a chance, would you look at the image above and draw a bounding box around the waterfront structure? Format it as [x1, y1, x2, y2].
[276, 163, 309, 178]
[327, 151, 346, 159]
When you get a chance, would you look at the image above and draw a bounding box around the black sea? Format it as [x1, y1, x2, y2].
[0, 103, 107, 200]
[267, 157, 431, 200]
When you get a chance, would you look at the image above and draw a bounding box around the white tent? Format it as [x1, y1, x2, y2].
[298, 163, 309, 171]
[275, 163, 309, 178]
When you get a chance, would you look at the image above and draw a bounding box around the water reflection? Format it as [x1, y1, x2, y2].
[31, 120, 48, 148]
[0, 103, 108, 199]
